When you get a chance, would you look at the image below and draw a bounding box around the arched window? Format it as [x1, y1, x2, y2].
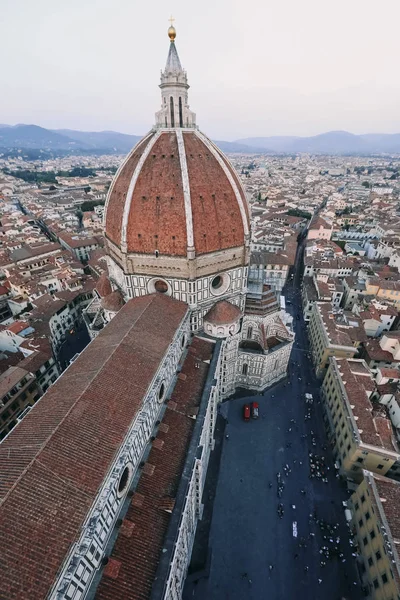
[179, 97, 183, 127]
[247, 326, 253, 339]
[170, 97, 175, 127]
[242, 364, 248, 376]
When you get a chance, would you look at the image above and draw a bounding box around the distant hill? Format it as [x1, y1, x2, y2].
[55, 129, 142, 153]
[214, 140, 271, 154]
[0, 124, 83, 150]
[235, 131, 400, 154]
[1, 124, 400, 155]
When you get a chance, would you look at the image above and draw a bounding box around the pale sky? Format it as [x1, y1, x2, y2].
[2, 0, 400, 140]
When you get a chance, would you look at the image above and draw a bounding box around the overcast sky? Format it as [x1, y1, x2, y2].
[2, 0, 400, 140]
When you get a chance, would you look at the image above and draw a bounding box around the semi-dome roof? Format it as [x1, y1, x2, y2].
[95, 272, 112, 298]
[104, 129, 250, 258]
[101, 290, 124, 313]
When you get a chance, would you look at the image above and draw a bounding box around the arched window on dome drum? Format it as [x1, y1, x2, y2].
[242, 364, 248, 376]
[170, 97, 175, 127]
[179, 97, 183, 128]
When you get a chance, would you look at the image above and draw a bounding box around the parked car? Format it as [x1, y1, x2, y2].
[251, 401, 259, 419]
[243, 404, 250, 421]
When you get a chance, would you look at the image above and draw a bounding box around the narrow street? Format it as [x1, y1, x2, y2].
[184, 237, 363, 600]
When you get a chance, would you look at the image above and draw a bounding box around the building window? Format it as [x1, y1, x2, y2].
[375, 550, 382, 561]
[179, 96, 183, 127]
[117, 463, 133, 499]
[365, 511, 370, 520]
[381, 573, 388, 584]
[154, 280, 168, 294]
[377, 464, 384, 469]
[247, 326, 253, 339]
[368, 557, 373, 566]
[158, 382, 166, 402]
[370, 529, 376, 540]
[242, 364, 248, 376]
[361, 494, 366, 504]
[373, 579, 379, 590]
[170, 97, 175, 127]
[358, 519, 363, 527]
[363, 536, 368, 546]
[212, 275, 222, 289]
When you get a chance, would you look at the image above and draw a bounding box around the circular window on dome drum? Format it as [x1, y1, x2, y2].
[154, 280, 168, 293]
[117, 463, 133, 499]
[210, 272, 230, 297]
[212, 275, 222, 289]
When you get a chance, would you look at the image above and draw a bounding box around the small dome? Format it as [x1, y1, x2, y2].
[101, 290, 124, 313]
[204, 301, 241, 326]
[95, 273, 112, 298]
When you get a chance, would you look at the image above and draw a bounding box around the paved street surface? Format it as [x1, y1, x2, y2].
[184, 238, 364, 600]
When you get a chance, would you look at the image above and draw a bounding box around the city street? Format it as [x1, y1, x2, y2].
[184, 238, 363, 600]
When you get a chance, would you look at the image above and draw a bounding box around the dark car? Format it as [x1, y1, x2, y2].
[251, 401, 259, 419]
[243, 404, 250, 421]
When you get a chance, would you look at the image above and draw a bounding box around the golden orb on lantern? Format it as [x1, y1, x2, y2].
[168, 16, 176, 41]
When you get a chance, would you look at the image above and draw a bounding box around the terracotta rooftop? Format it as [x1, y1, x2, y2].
[378, 368, 400, 379]
[204, 300, 241, 325]
[0, 293, 188, 600]
[102, 290, 125, 312]
[335, 358, 399, 454]
[0, 366, 30, 398]
[95, 272, 112, 298]
[362, 339, 396, 364]
[95, 337, 214, 600]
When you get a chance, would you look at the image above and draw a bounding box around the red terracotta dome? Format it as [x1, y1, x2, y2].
[101, 290, 124, 313]
[95, 273, 112, 298]
[204, 300, 241, 326]
[104, 129, 250, 258]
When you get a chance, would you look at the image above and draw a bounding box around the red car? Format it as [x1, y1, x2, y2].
[243, 404, 250, 421]
[251, 401, 259, 419]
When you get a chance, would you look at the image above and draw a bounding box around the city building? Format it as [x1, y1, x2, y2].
[321, 358, 400, 481]
[0, 365, 40, 439]
[348, 472, 400, 598]
[308, 302, 361, 377]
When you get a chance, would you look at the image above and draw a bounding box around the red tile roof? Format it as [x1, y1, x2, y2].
[0, 293, 188, 600]
[102, 290, 125, 312]
[204, 300, 241, 325]
[95, 272, 112, 298]
[95, 337, 214, 600]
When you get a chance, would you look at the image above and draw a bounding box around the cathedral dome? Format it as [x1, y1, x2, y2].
[104, 129, 250, 259]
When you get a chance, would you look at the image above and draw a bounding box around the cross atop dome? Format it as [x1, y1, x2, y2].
[155, 21, 196, 129]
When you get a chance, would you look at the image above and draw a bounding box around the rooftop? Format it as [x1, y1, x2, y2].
[335, 358, 399, 454]
[95, 337, 214, 600]
[0, 293, 188, 600]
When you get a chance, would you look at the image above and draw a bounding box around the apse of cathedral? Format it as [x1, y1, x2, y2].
[0, 25, 293, 600]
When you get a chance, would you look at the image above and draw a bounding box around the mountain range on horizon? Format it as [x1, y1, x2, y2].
[1, 124, 400, 155]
